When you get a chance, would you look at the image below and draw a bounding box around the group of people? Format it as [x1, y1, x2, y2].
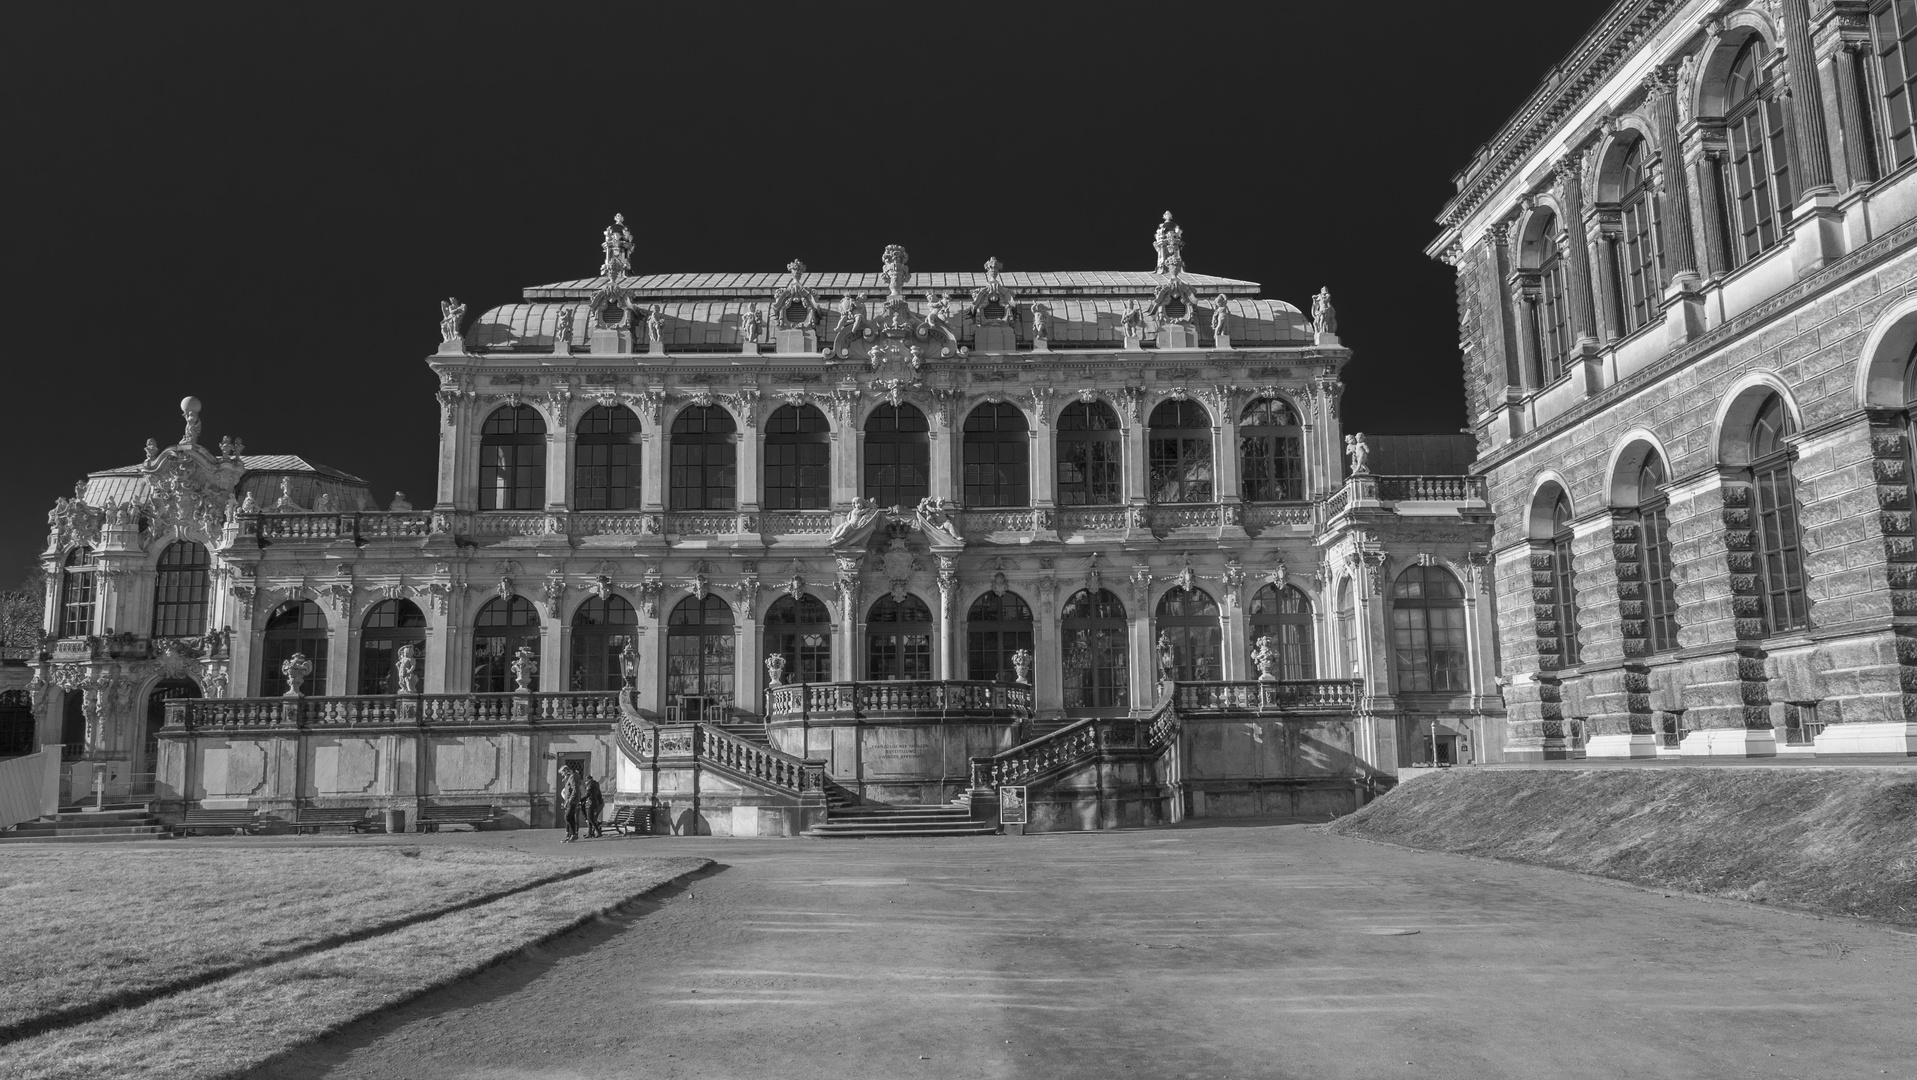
[559, 765, 604, 842]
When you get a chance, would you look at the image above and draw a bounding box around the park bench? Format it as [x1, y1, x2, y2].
[417, 803, 502, 833]
[174, 808, 259, 836]
[290, 806, 376, 834]
[608, 805, 655, 836]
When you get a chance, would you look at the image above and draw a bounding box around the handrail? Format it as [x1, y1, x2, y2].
[614, 713, 823, 798]
[980, 699, 1178, 788]
[1170, 680, 1361, 714]
[764, 680, 1033, 721]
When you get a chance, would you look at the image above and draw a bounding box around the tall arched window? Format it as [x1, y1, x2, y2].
[867, 595, 933, 680]
[261, 600, 329, 696]
[1156, 586, 1221, 681]
[479, 405, 546, 510]
[1750, 394, 1808, 633]
[669, 406, 737, 510]
[765, 404, 830, 510]
[1240, 397, 1305, 502]
[966, 591, 1033, 682]
[1719, 38, 1793, 267]
[1148, 400, 1214, 503]
[667, 595, 734, 721]
[570, 595, 637, 691]
[472, 596, 540, 693]
[1250, 584, 1315, 680]
[1546, 493, 1581, 667]
[1535, 213, 1575, 382]
[963, 403, 1030, 507]
[864, 404, 929, 507]
[1062, 588, 1128, 712]
[1874, 3, 1917, 169]
[1615, 138, 1665, 334]
[766, 594, 832, 685]
[1336, 579, 1358, 680]
[573, 405, 642, 510]
[1390, 566, 1467, 693]
[151, 541, 210, 638]
[359, 599, 426, 694]
[1632, 451, 1680, 654]
[1057, 401, 1123, 506]
[58, 547, 97, 638]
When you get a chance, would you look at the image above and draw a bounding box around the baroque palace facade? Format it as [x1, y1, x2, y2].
[1430, 0, 1917, 759]
[24, 216, 1498, 834]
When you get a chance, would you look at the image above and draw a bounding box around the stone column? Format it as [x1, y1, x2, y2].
[435, 394, 464, 510]
[1215, 398, 1241, 504]
[1129, 602, 1155, 713]
[935, 559, 958, 681]
[1509, 274, 1545, 388]
[1827, 40, 1878, 191]
[1221, 593, 1246, 682]
[1781, 0, 1837, 196]
[1646, 69, 1700, 280]
[927, 417, 953, 504]
[422, 600, 449, 695]
[546, 407, 573, 512]
[1688, 137, 1733, 278]
[1031, 417, 1057, 509]
[736, 426, 761, 518]
[735, 608, 762, 718]
[1033, 580, 1063, 716]
[1587, 210, 1626, 343]
[327, 622, 350, 696]
[640, 415, 666, 514]
[1125, 394, 1149, 506]
[1554, 148, 1602, 346]
[837, 575, 861, 682]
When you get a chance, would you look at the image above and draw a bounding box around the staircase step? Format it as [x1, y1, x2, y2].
[0, 826, 171, 844]
[803, 822, 998, 839]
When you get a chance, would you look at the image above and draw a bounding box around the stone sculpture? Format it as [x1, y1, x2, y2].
[394, 643, 421, 693]
[1344, 432, 1370, 475]
[1153, 211, 1184, 273]
[739, 306, 764, 342]
[601, 213, 634, 278]
[390, 491, 412, 511]
[765, 652, 787, 687]
[1211, 295, 1230, 339]
[439, 298, 466, 343]
[281, 652, 313, 698]
[511, 645, 538, 691]
[180, 396, 202, 445]
[1031, 302, 1050, 341]
[646, 304, 666, 346]
[1012, 648, 1032, 685]
[1120, 300, 1146, 340]
[1251, 635, 1278, 682]
[1156, 631, 1176, 683]
[1312, 287, 1337, 336]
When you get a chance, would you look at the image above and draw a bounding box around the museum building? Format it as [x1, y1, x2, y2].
[17, 216, 1498, 834]
[1429, 0, 1917, 759]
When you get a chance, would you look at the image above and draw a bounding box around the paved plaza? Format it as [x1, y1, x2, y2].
[251, 821, 1913, 1080]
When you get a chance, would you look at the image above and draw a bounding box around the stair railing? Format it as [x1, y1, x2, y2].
[615, 712, 826, 801]
[979, 698, 1179, 788]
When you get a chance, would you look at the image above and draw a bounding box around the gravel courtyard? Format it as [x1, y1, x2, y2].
[251, 822, 1915, 1080]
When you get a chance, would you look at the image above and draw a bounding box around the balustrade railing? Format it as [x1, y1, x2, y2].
[1170, 679, 1360, 714]
[764, 680, 1033, 721]
[166, 691, 621, 730]
[959, 509, 1036, 535]
[614, 714, 823, 797]
[761, 510, 836, 534]
[1055, 506, 1131, 532]
[1376, 475, 1487, 502]
[1242, 503, 1314, 529]
[982, 700, 1176, 787]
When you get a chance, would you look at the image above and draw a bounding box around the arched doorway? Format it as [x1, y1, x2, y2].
[1155, 586, 1221, 681]
[966, 591, 1033, 682]
[570, 595, 638, 691]
[1061, 588, 1128, 714]
[867, 595, 934, 680]
[766, 594, 832, 685]
[667, 595, 735, 722]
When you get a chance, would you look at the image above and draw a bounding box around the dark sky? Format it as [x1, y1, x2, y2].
[3, 2, 1611, 584]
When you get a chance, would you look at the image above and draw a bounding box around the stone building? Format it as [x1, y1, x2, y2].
[20, 215, 1498, 834]
[1429, 0, 1917, 759]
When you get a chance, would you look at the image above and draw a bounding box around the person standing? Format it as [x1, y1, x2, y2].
[559, 766, 581, 843]
[584, 774, 605, 839]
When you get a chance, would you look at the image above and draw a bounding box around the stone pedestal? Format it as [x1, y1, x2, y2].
[743, 341, 761, 356]
[1788, 192, 1847, 275]
[1314, 332, 1340, 346]
[975, 325, 1017, 353]
[1156, 324, 1198, 349]
[1662, 274, 1706, 345]
[1212, 333, 1231, 349]
[1814, 721, 1917, 756]
[1679, 726, 1777, 757]
[776, 328, 816, 354]
[436, 339, 465, 356]
[591, 328, 629, 355]
[648, 338, 667, 356]
[1585, 733, 1658, 758]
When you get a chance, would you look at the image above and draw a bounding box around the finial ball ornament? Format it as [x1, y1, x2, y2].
[181, 396, 202, 415]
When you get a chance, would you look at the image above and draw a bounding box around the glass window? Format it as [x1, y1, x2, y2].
[1148, 400, 1213, 504]
[765, 405, 830, 510]
[1750, 395, 1809, 633]
[766, 594, 833, 685]
[1155, 586, 1220, 681]
[1057, 401, 1123, 506]
[359, 599, 426, 694]
[60, 692, 85, 760]
[1616, 139, 1665, 334]
[669, 406, 737, 510]
[1336, 579, 1358, 680]
[1250, 584, 1315, 680]
[1062, 588, 1129, 712]
[864, 404, 930, 508]
[963, 403, 1030, 507]
[967, 590, 1033, 682]
[261, 600, 329, 696]
[1719, 38, 1794, 267]
[472, 595, 540, 693]
[573, 405, 642, 510]
[1535, 212, 1575, 382]
[150, 541, 210, 638]
[59, 546, 97, 638]
[1875, 0, 1917, 169]
[570, 595, 637, 691]
[1549, 493, 1581, 667]
[1390, 566, 1468, 693]
[479, 405, 547, 510]
[667, 595, 735, 721]
[0, 689, 36, 758]
[1635, 451, 1680, 654]
[1240, 397, 1305, 502]
[866, 595, 933, 680]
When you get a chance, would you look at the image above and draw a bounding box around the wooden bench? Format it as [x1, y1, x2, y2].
[608, 805, 655, 836]
[417, 804, 502, 833]
[290, 807, 375, 834]
[174, 808, 259, 836]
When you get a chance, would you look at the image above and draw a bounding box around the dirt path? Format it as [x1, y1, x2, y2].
[254, 823, 1916, 1080]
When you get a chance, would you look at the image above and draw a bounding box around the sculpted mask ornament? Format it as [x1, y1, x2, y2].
[773, 259, 821, 329]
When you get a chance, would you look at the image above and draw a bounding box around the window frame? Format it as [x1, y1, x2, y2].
[1615, 138, 1666, 335]
[1056, 401, 1124, 507]
[261, 599, 330, 697]
[1389, 566, 1469, 694]
[766, 593, 834, 686]
[1548, 494, 1581, 668]
[1718, 38, 1794, 268]
[763, 404, 831, 511]
[59, 546, 97, 638]
[863, 403, 931, 508]
[573, 404, 643, 511]
[151, 541, 211, 639]
[1749, 395, 1809, 634]
[358, 598, 426, 695]
[1061, 588, 1130, 714]
[966, 590, 1034, 682]
[569, 594, 638, 692]
[472, 595, 540, 693]
[962, 403, 1031, 508]
[669, 406, 738, 511]
[1239, 397, 1306, 503]
[666, 594, 736, 720]
[1249, 583, 1316, 681]
[1155, 586, 1221, 682]
[478, 405, 547, 511]
[866, 594, 934, 681]
[1147, 400, 1214, 504]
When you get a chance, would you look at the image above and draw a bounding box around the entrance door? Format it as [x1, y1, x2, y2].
[555, 753, 591, 828]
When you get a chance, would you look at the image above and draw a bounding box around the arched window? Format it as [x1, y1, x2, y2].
[570, 595, 637, 691]
[1156, 586, 1220, 681]
[1633, 451, 1680, 654]
[765, 404, 830, 510]
[766, 594, 832, 685]
[1546, 493, 1581, 667]
[143, 679, 198, 773]
[967, 591, 1033, 682]
[479, 405, 546, 510]
[1534, 212, 1575, 382]
[867, 595, 933, 680]
[1057, 400, 1123, 506]
[1874, 3, 1917, 169]
[1062, 588, 1128, 712]
[1615, 138, 1665, 334]
[1390, 566, 1467, 694]
[864, 404, 929, 507]
[669, 406, 737, 510]
[1148, 400, 1214, 503]
[963, 403, 1030, 507]
[1718, 38, 1793, 267]
[150, 541, 210, 638]
[1750, 394, 1808, 633]
[261, 600, 329, 696]
[667, 595, 735, 721]
[1250, 584, 1315, 681]
[472, 596, 540, 693]
[359, 599, 426, 694]
[1336, 579, 1358, 680]
[1240, 397, 1305, 502]
[58, 547, 97, 638]
[573, 405, 642, 510]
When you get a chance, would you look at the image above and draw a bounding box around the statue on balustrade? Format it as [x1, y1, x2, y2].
[1011, 648, 1032, 685]
[1343, 432, 1370, 476]
[281, 653, 313, 698]
[827, 496, 885, 550]
[765, 652, 787, 687]
[620, 640, 639, 690]
[511, 645, 538, 692]
[439, 298, 466, 343]
[394, 643, 421, 694]
[1251, 636, 1278, 683]
[1156, 632, 1176, 684]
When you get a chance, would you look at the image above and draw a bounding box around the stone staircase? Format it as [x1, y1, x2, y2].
[0, 804, 172, 844]
[715, 719, 769, 744]
[803, 801, 997, 839]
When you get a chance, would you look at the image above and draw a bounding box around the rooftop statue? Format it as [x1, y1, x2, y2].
[1312, 287, 1338, 336]
[1119, 299, 1146, 339]
[180, 396, 203, 446]
[739, 305, 765, 342]
[881, 244, 910, 298]
[1344, 432, 1370, 475]
[969, 257, 1016, 322]
[601, 213, 634, 279]
[439, 298, 466, 343]
[1211, 294, 1230, 339]
[1153, 211, 1185, 273]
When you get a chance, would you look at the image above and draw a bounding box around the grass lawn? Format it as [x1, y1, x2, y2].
[0, 845, 600, 1039]
[1331, 766, 1917, 923]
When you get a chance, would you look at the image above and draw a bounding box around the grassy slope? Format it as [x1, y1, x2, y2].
[0, 847, 577, 1034]
[1329, 767, 1917, 924]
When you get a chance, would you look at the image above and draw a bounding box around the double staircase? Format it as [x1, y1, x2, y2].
[1, 804, 171, 845]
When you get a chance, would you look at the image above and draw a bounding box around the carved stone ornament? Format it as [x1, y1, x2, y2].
[969, 257, 1016, 324]
[541, 571, 566, 617]
[881, 540, 918, 603]
[1251, 635, 1278, 683]
[601, 214, 634, 279]
[772, 259, 821, 329]
[510, 645, 538, 691]
[440, 298, 466, 344]
[280, 652, 313, 698]
[394, 643, 422, 694]
[765, 652, 787, 687]
[1152, 211, 1185, 273]
[1311, 288, 1337, 336]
